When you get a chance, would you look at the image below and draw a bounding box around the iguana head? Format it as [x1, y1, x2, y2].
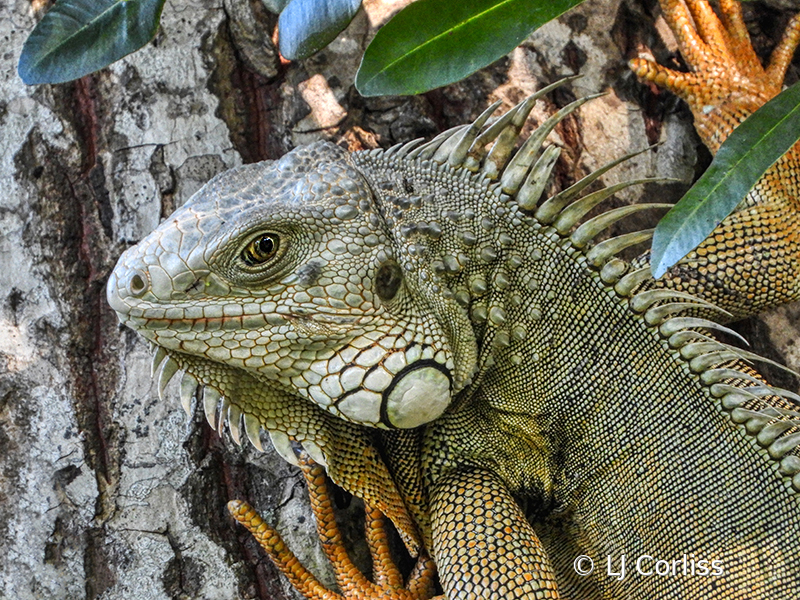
[108, 141, 474, 431]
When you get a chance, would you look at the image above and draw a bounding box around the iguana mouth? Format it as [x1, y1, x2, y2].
[109, 268, 363, 336]
[137, 311, 358, 333]
[110, 279, 361, 343]
[140, 313, 272, 332]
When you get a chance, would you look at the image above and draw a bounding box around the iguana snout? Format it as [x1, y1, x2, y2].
[107, 141, 457, 429]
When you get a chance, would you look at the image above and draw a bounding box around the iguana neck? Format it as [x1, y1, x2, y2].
[351, 150, 538, 391]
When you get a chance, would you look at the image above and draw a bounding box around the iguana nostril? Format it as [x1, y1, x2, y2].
[128, 271, 148, 297]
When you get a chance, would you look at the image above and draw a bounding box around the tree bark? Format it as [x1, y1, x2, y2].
[1, 0, 798, 598]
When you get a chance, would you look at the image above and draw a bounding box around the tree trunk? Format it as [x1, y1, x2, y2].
[1, 0, 798, 598]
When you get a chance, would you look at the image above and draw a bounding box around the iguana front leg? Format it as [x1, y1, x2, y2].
[630, 0, 800, 318]
[430, 468, 560, 599]
[229, 450, 439, 600]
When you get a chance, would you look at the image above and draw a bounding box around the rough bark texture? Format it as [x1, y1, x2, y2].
[1, 0, 799, 598]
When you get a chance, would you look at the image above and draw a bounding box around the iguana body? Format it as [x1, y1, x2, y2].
[108, 1, 800, 598]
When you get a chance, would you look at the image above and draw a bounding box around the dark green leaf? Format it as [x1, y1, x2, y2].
[279, 0, 361, 60]
[263, 0, 291, 14]
[651, 81, 800, 278]
[355, 0, 585, 96]
[18, 0, 166, 85]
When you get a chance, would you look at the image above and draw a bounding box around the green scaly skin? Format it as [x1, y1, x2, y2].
[108, 1, 800, 596]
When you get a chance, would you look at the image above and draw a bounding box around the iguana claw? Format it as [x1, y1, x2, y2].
[630, 0, 800, 153]
[229, 450, 440, 600]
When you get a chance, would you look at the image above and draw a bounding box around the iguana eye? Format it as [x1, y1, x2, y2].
[241, 234, 279, 266]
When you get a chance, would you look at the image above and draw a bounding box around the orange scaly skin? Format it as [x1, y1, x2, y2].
[631, 0, 800, 318]
[229, 452, 439, 600]
[631, 0, 800, 153]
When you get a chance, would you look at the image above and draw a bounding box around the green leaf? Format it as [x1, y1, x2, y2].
[263, 0, 291, 14]
[355, 0, 585, 97]
[279, 0, 361, 60]
[18, 0, 166, 85]
[651, 81, 800, 279]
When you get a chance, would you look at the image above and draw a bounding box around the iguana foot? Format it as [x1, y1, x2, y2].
[630, 0, 800, 153]
[229, 451, 439, 600]
[628, 0, 800, 316]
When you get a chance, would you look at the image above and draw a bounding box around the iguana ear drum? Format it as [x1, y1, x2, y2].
[374, 260, 403, 302]
[381, 361, 452, 428]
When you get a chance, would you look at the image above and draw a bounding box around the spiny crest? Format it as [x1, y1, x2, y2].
[388, 76, 587, 198]
[386, 80, 800, 493]
[593, 263, 800, 493]
[383, 76, 672, 280]
[621, 268, 800, 493]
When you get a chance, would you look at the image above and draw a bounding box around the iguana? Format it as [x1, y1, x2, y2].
[107, 0, 800, 597]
